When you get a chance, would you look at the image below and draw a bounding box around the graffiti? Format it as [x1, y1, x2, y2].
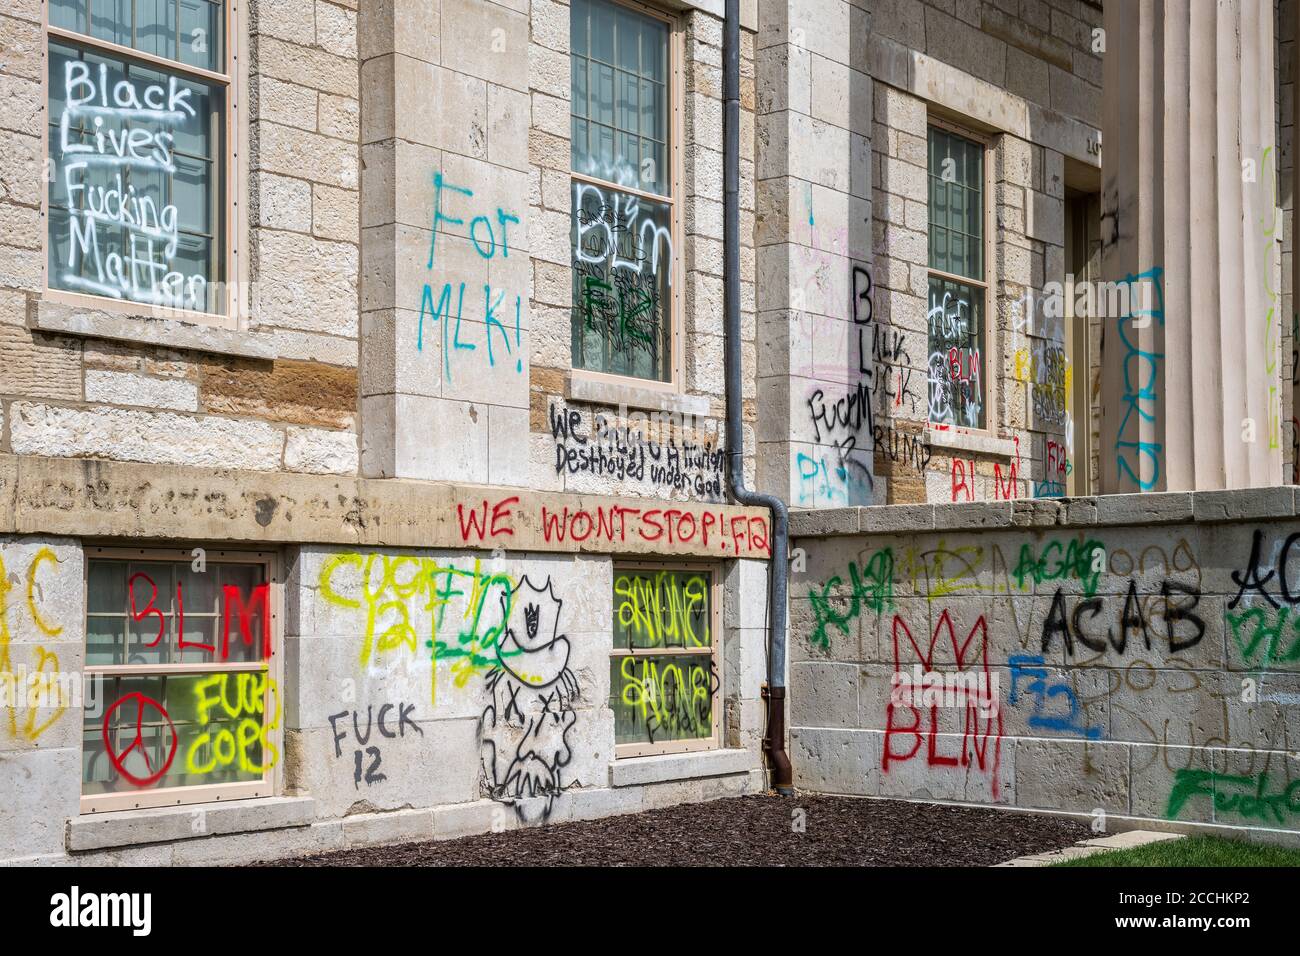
[1007, 654, 1103, 739]
[1228, 528, 1300, 610]
[479, 577, 579, 822]
[793, 523, 1300, 831]
[1039, 579, 1204, 657]
[1014, 341, 1071, 429]
[102, 692, 177, 787]
[872, 424, 932, 475]
[539, 503, 770, 558]
[613, 570, 710, 649]
[186, 672, 280, 776]
[550, 402, 725, 501]
[615, 655, 717, 744]
[420, 172, 524, 381]
[807, 548, 894, 647]
[883, 610, 1003, 797]
[1166, 769, 1299, 826]
[53, 58, 210, 311]
[1227, 605, 1300, 670]
[1113, 267, 1165, 490]
[328, 702, 423, 789]
[0, 546, 70, 743]
[927, 288, 983, 428]
[572, 181, 673, 376]
[318, 553, 516, 702]
[797, 264, 923, 507]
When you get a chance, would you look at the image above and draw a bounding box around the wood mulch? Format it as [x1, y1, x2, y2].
[258, 793, 1091, 866]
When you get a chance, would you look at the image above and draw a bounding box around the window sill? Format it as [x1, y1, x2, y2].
[567, 374, 712, 418]
[32, 298, 279, 361]
[608, 748, 755, 788]
[925, 427, 1016, 458]
[67, 795, 315, 852]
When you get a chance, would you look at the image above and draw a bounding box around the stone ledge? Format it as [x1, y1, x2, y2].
[608, 748, 755, 788]
[792, 487, 1300, 538]
[32, 299, 279, 361]
[566, 374, 714, 418]
[67, 795, 317, 852]
[924, 427, 1017, 458]
[0, 453, 771, 559]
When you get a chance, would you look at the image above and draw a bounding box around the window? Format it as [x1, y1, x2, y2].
[610, 565, 719, 756]
[927, 123, 991, 429]
[82, 548, 278, 812]
[570, 0, 679, 384]
[46, 1, 236, 320]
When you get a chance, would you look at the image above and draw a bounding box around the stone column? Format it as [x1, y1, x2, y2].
[1100, 0, 1281, 492]
[755, 0, 876, 509]
[358, 0, 533, 484]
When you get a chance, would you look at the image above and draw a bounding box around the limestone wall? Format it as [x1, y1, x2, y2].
[790, 492, 1300, 841]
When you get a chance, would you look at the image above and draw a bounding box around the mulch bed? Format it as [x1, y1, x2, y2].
[258, 793, 1091, 866]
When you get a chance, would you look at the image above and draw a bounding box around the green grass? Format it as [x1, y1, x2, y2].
[1053, 835, 1300, 867]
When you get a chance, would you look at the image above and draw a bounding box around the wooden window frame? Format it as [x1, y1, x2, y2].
[569, 0, 686, 393]
[610, 560, 721, 759]
[926, 116, 997, 437]
[80, 544, 281, 814]
[42, 0, 249, 330]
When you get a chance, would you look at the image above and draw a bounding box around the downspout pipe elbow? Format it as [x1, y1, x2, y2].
[722, 0, 793, 796]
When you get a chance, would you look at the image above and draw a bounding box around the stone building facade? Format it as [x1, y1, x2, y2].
[0, 0, 1297, 865]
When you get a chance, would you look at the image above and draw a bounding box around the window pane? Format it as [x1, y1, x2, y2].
[55, 0, 226, 72]
[179, 0, 223, 72]
[50, 0, 86, 32]
[610, 654, 715, 745]
[613, 569, 712, 650]
[85, 558, 268, 667]
[570, 0, 669, 196]
[84, 670, 278, 795]
[90, 0, 131, 48]
[48, 39, 227, 314]
[135, 0, 178, 61]
[928, 126, 983, 282]
[571, 182, 673, 381]
[927, 276, 986, 428]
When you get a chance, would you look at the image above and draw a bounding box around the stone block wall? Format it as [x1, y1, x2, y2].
[0, 1, 362, 478]
[789, 494, 1300, 841]
[756, 0, 1104, 510]
[0, 518, 769, 864]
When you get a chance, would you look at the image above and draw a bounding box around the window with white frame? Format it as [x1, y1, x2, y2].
[46, 0, 235, 319]
[610, 565, 719, 757]
[570, 0, 679, 384]
[927, 122, 992, 430]
[82, 548, 279, 812]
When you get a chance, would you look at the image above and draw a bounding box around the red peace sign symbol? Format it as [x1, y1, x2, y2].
[103, 692, 178, 787]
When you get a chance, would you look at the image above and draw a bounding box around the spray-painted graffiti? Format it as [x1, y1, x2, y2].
[614, 655, 717, 744]
[928, 287, 983, 428]
[1166, 768, 1298, 825]
[798, 265, 925, 507]
[1113, 268, 1165, 490]
[795, 520, 1300, 833]
[318, 553, 516, 703]
[0, 547, 71, 744]
[51, 54, 212, 311]
[89, 560, 279, 792]
[328, 701, 423, 789]
[572, 181, 674, 379]
[1007, 654, 1104, 739]
[479, 577, 579, 822]
[550, 402, 725, 501]
[420, 172, 524, 381]
[882, 610, 1003, 797]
